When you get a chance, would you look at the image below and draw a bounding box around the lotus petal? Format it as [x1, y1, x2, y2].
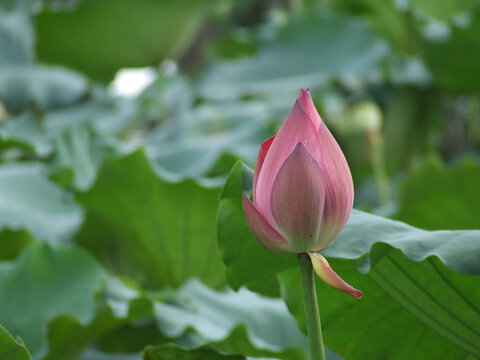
[270, 143, 326, 252]
[308, 252, 362, 298]
[242, 193, 293, 253]
[312, 122, 354, 251]
[253, 135, 275, 203]
[297, 88, 321, 130]
[255, 98, 323, 226]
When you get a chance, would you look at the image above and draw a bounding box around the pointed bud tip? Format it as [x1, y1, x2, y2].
[295, 88, 322, 130]
[298, 88, 311, 99]
[352, 289, 362, 299]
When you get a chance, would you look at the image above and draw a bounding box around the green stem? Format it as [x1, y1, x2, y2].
[366, 128, 390, 205]
[298, 253, 325, 360]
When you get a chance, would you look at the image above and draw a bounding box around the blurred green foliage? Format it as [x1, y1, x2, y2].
[0, 0, 479, 359]
[0, 325, 31, 360]
[142, 344, 245, 360]
[36, 0, 214, 81]
[76, 150, 225, 290]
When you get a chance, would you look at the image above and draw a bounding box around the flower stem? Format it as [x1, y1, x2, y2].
[298, 253, 325, 360]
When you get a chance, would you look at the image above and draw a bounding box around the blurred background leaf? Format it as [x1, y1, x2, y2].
[153, 280, 308, 359]
[421, 14, 480, 93]
[0, 163, 82, 243]
[35, 0, 215, 81]
[0, 65, 88, 113]
[0, 243, 106, 359]
[143, 344, 245, 360]
[0, 9, 33, 64]
[76, 150, 225, 290]
[394, 156, 480, 229]
[0, 324, 31, 360]
[200, 13, 388, 100]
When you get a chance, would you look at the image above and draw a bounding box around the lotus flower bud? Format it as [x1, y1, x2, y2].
[243, 89, 361, 297]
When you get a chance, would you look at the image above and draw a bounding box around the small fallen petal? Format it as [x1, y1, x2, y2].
[308, 252, 362, 298]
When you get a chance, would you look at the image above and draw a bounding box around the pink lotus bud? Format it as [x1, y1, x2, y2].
[243, 89, 354, 253]
[243, 89, 359, 297]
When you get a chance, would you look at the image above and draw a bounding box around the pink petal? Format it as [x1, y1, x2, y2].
[312, 122, 354, 251]
[253, 135, 275, 203]
[270, 143, 326, 252]
[242, 193, 293, 253]
[255, 99, 323, 227]
[308, 252, 362, 299]
[297, 88, 321, 130]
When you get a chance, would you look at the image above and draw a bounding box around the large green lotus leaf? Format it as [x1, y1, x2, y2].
[0, 65, 88, 113]
[0, 243, 107, 359]
[422, 15, 480, 92]
[35, 0, 213, 81]
[0, 324, 31, 360]
[0, 163, 83, 243]
[76, 149, 225, 289]
[278, 244, 480, 359]
[153, 280, 308, 360]
[199, 13, 388, 100]
[143, 344, 244, 360]
[322, 211, 480, 276]
[394, 157, 480, 230]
